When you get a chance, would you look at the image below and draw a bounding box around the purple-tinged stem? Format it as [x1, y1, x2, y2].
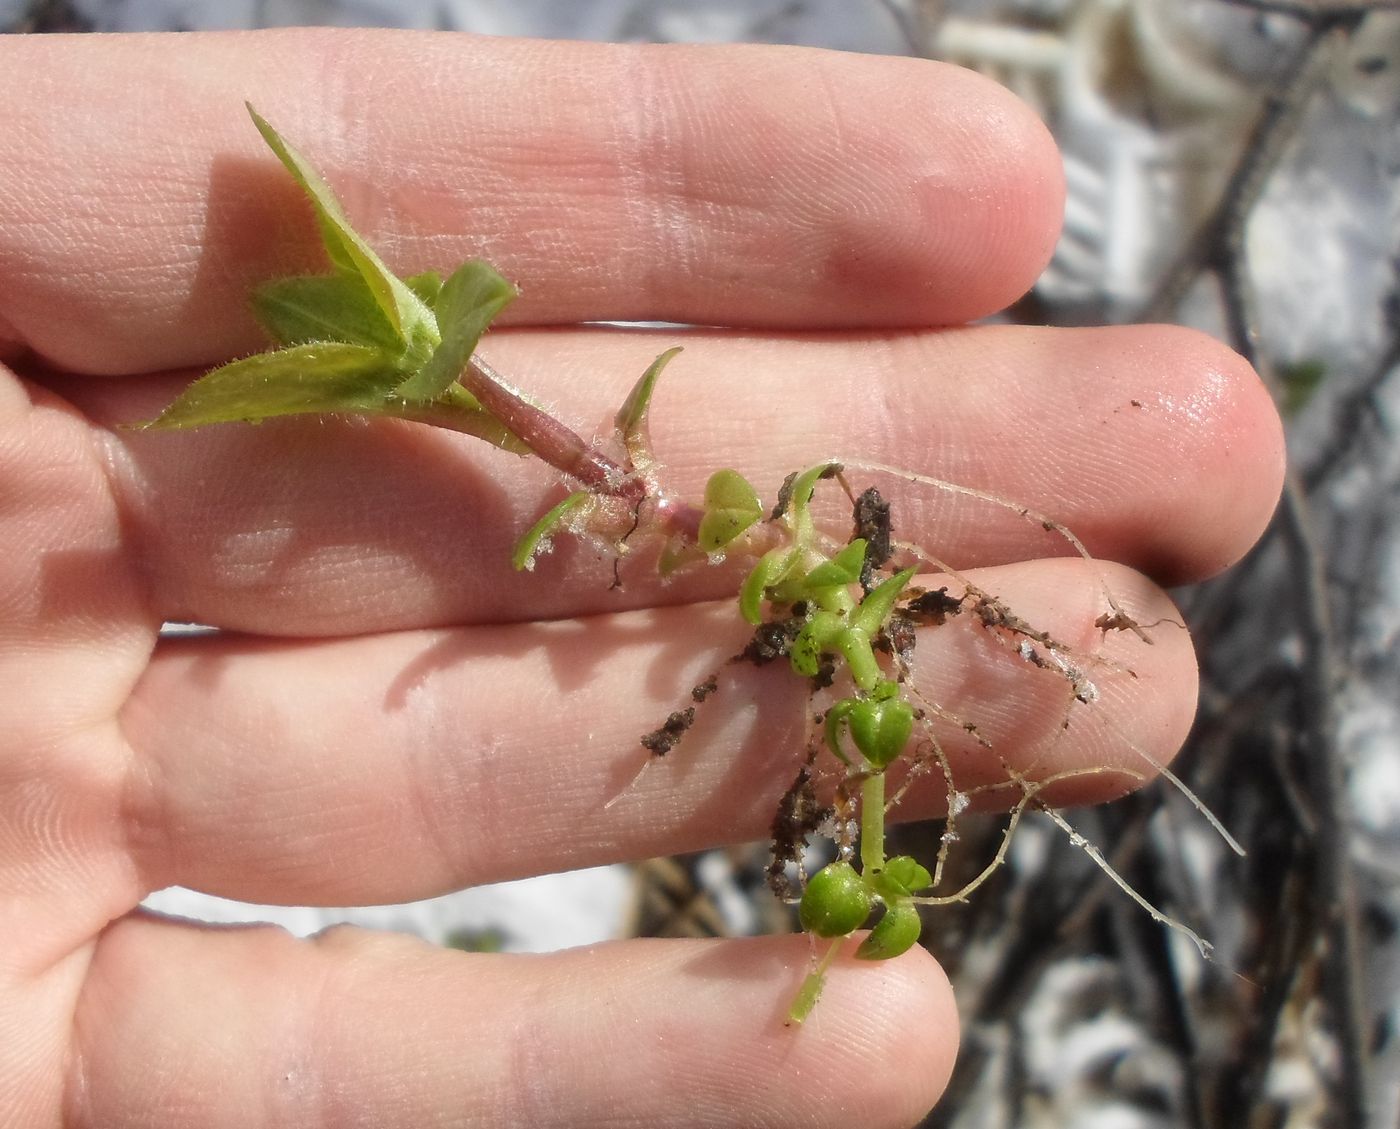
[463, 356, 643, 501]
[461, 355, 785, 562]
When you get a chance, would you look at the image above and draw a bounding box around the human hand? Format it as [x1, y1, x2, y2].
[1, 29, 1284, 1128]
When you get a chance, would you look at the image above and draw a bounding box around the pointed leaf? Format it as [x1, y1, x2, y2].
[788, 463, 842, 520]
[512, 491, 592, 571]
[396, 260, 517, 402]
[253, 274, 403, 351]
[140, 343, 402, 429]
[850, 567, 917, 637]
[783, 462, 843, 547]
[246, 104, 433, 346]
[615, 346, 683, 460]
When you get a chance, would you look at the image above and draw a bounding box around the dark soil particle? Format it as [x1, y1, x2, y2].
[770, 471, 799, 521]
[767, 761, 832, 897]
[853, 487, 892, 589]
[740, 617, 804, 665]
[640, 707, 696, 756]
[905, 587, 964, 625]
[875, 610, 918, 668]
[691, 675, 719, 702]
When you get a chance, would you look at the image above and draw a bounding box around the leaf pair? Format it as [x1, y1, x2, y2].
[825, 685, 915, 770]
[508, 345, 686, 572]
[143, 106, 515, 438]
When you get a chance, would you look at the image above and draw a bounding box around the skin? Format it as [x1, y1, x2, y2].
[0, 29, 1285, 1129]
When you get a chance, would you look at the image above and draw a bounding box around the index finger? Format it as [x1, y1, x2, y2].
[0, 29, 1064, 375]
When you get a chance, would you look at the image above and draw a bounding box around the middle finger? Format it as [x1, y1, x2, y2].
[65, 321, 1279, 635]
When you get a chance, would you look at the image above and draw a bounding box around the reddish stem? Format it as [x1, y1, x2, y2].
[463, 355, 762, 554]
[462, 356, 644, 501]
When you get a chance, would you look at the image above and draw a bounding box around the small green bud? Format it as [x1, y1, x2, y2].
[855, 903, 922, 960]
[883, 856, 933, 894]
[847, 696, 914, 769]
[872, 856, 933, 900]
[799, 861, 873, 938]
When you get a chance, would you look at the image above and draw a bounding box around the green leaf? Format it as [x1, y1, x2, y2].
[869, 680, 900, 702]
[615, 346, 683, 458]
[430, 260, 515, 344]
[778, 461, 842, 549]
[881, 856, 933, 895]
[823, 698, 857, 766]
[849, 567, 917, 637]
[658, 534, 708, 578]
[511, 491, 592, 572]
[396, 260, 516, 402]
[739, 548, 790, 625]
[246, 104, 434, 347]
[847, 696, 914, 770]
[140, 342, 402, 429]
[405, 270, 444, 308]
[790, 610, 843, 678]
[788, 463, 841, 520]
[801, 540, 867, 591]
[698, 469, 763, 552]
[855, 903, 921, 960]
[252, 274, 404, 351]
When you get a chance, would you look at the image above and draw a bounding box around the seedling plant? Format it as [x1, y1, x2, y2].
[146, 106, 1234, 1024]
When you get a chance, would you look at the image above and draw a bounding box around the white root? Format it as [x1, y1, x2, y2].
[829, 455, 1154, 643]
[1038, 805, 1215, 959]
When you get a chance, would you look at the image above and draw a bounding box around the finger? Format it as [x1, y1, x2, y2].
[0, 362, 157, 953]
[0, 366, 154, 715]
[1, 30, 1062, 375]
[70, 917, 955, 1129]
[66, 322, 1281, 636]
[118, 558, 1195, 907]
